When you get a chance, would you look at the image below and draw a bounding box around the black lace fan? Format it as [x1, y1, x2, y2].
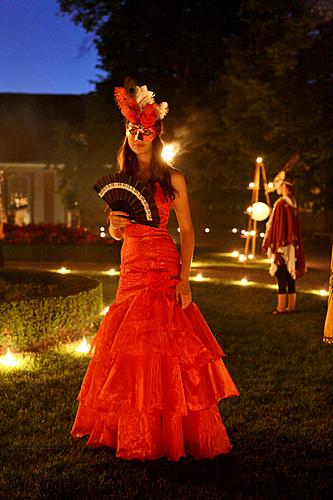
[93, 173, 160, 227]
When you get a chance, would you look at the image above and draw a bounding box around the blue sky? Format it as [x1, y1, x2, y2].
[0, 0, 104, 94]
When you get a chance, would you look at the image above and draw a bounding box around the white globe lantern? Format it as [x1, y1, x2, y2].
[251, 202, 270, 221]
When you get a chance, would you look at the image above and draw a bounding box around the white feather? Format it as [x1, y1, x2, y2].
[157, 102, 169, 119]
[135, 85, 156, 109]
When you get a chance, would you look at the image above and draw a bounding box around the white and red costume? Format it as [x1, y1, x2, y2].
[263, 195, 306, 280]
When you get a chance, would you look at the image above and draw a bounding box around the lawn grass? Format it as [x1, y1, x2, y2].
[0, 282, 332, 499]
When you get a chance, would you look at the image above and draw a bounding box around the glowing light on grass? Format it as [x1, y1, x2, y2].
[100, 232, 106, 238]
[240, 278, 248, 286]
[195, 273, 204, 281]
[250, 230, 256, 237]
[177, 227, 180, 233]
[57, 267, 70, 274]
[260, 232, 265, 238]
[238, 254, 247, 263]
[268, 182, 274, 189]
[101, 306, 110, 316]
[248, 254, 254, 260]
[161, 144, 175, 162]
[204, 227, 210, 233]
[248, 182, 255, 189]
[0, 349, 18, 367]
[232, 228, 238, 233]
[75, 336, 90, 354]
[247, 206, 253, 214]
[256, 157, 263, 164]
[241, 229, 246, 235]
[232, 250, 239, 258]
[319, 289, 329, 297]
[107, 268, 116, 276]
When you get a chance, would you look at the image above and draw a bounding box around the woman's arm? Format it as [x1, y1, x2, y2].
[171, 170, 194, 308]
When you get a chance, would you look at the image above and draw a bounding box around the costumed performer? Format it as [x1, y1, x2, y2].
[71, 78, 239, 461]
[262, 170, 305, 314]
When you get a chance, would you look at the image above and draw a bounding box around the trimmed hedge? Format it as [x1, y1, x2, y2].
[0, 270, 103, 351]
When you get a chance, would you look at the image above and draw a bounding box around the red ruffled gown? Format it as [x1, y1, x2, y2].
[71, 183, 239, 461]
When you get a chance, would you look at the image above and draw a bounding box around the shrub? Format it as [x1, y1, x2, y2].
[0, 270, 103, 351]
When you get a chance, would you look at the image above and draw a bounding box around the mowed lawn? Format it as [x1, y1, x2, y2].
[0, 281, 332, 499]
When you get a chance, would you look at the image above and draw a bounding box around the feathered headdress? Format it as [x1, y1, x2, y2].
[114, 77, 169, 128]
[273, 154, 300, 189]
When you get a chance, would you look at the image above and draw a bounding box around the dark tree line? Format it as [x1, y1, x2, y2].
[56, 0, 333, 227]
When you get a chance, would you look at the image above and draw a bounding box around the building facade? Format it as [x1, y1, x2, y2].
[0, 162, 65, 224]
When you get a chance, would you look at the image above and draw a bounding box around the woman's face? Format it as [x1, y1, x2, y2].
[126, 122, 157, 155]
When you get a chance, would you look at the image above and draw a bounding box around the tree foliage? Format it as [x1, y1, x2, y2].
[210, 0, 333, 210]
[58, 0, 241, 101]
[57, 0, 333, 220]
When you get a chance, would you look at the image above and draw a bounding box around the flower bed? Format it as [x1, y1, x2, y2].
[3, 223, 113, 245]
[0, 269, 103, 351]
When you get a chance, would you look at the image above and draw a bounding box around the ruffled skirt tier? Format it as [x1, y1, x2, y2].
[71, 271, 239, 461]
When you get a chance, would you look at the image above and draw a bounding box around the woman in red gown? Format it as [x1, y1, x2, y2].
[71, 80, 239, 461]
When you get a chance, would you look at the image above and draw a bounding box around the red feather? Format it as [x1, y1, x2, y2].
[114, 87, 140, 123]
[140, 103, 159, 128]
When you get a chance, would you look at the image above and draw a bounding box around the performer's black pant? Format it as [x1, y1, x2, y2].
[275, 263, 295, 294]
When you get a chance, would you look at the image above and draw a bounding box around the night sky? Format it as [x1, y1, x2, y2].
[0, 0, 103, 95]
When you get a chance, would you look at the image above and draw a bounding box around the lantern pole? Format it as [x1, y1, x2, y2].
[244, 157, 271, 259]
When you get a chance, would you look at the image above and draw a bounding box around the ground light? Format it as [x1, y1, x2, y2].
[194, 273, 204, 281]
[101, 306, 110, 315]
[57, 267, 70, 274]
[240, 278, 248, 286]
[0, 349, 18, 367]
[102, 268, 119, 276]
[75, 336, 90, 354]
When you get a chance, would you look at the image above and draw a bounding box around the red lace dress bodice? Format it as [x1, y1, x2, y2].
[71, 182, 239, 461]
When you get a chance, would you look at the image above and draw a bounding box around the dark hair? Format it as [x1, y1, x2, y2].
[116, 121, 176, 200]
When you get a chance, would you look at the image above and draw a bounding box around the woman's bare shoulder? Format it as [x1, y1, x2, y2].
[170, 167, 185, 187]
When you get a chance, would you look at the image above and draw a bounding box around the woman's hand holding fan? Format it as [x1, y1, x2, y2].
[107, 210, 131, 229]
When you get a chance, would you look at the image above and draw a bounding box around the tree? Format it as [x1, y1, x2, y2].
[208, 0, 333, 211]
[57, 0, 333, 225]
[57, 0, 242, 102]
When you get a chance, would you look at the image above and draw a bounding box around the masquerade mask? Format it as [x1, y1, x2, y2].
[115, 77, 169, 129]
[126, 122, 157, 142]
